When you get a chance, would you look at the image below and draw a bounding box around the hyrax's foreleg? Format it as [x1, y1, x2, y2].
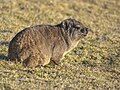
[51, 51, 63, 65]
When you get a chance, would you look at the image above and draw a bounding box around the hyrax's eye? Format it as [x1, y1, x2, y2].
[80, 28, 85, 33]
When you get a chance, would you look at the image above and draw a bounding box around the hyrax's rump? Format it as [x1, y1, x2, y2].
[8, 18, 89, 67]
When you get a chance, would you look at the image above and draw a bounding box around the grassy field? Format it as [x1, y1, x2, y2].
[0, 0, 120, 90]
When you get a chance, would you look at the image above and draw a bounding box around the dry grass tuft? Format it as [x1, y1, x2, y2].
[0, 0, 120, 89]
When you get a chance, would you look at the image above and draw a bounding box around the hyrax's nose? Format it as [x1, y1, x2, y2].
[80, 28, 88, 36]
[85, 28, 89, 34]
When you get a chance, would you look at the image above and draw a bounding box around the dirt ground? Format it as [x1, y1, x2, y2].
[0, 0, 120, 90]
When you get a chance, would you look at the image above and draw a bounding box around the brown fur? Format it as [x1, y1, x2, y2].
[8, 18, 89, 67]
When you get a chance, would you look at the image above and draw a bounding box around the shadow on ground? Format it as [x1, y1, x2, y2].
[0, 41, 9, 60]
[0, 54, 8, 60]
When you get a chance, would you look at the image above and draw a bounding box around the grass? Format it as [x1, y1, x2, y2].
[0, 0, 120, 90]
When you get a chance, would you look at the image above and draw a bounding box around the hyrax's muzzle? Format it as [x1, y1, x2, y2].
[80, 28, 89, 36]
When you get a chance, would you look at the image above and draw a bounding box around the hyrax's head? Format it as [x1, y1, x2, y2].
[59, 18, 90, 41]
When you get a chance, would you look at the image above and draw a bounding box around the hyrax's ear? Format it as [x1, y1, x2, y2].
[60, 19, 73, 30]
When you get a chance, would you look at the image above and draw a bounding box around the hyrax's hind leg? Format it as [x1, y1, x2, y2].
[8, 52, 19, 62]
[23, 55, 39, 68]
[23, 53, 51, 68]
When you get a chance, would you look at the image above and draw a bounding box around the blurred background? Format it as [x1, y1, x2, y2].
[0, 0, 120, 89]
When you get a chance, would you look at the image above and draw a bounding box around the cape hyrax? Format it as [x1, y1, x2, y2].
[8, 18, 89, 67]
